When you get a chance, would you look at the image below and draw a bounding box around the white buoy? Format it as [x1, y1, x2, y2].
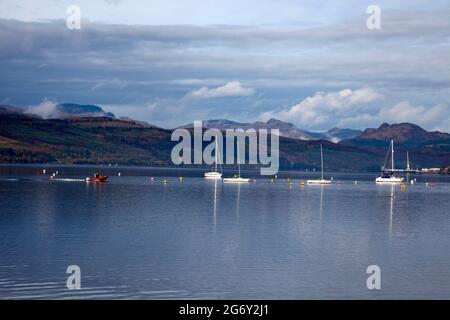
[42, 169, 46, 174]
[410, 180, 414, 185]
[118, 172, 121, 176]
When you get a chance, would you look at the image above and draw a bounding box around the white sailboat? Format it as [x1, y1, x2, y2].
[406, 151, 410, 172]
[375, 140, 404, 184]
[223, 142, 249, 183]
[204, 139, 222, 179]
[307, 144, 331, 185]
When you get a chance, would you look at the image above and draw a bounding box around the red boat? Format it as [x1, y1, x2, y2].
[86, 174, 108, 183]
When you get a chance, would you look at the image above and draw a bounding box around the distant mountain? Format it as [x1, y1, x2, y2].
[0, 111, 383, 170]
[181, 118, 317, 140]
[341, 123, 450, 149]
[0, 112, 172, 165]
[0, 105, 28, 115]
[55, 103, 115, 118]
[180, 118, 361, 142]
[319, 127, 363, 143]
[1, 105, 448, 171]
[118, 116, 153, 128]
[340, 123, 450, 169]
[2, 102, 155, 129]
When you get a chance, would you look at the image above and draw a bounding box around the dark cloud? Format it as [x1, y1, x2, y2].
[0, 10, 449, 130]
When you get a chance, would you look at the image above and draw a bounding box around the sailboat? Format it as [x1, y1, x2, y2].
[406, 151, 410, 172]
[204, 139, 222, 179]
[307, 144, 331, 185]
[223, 142, 249, 183]
[375, 140, 404, 184]
[404, 151, 418, 173]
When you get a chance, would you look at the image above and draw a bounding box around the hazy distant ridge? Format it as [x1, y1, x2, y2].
[180, 118, 362, 142]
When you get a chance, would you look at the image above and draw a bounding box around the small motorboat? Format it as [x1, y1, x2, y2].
[86, 173, 108, 183]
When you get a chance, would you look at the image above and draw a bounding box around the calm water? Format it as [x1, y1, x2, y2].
[0, 164, 450, 299]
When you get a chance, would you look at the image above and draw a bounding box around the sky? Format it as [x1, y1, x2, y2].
[0, 0, 449, 131]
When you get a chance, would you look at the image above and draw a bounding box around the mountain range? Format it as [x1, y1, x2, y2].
[9, 103, 363, 141]
[1, 103, 449, 172]
[181, 118, 362, 142]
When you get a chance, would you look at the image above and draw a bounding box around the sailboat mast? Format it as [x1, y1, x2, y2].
[214, 138, 218, 172]
[406, 151, 410, 171]
[320, 144, 324, 179]
[391, 140, 395, 172]
[237, 142, 241, 177]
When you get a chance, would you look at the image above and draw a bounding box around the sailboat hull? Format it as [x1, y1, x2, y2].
[204, 172, 222, 179]
[307, 179, 332, 185]
[375, 176, 404, 184]
[223, 177, 249, 183]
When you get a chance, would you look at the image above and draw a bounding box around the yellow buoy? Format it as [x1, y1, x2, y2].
[301, 181, 305, 186]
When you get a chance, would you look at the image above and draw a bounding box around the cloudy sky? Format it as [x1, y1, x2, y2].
[0, 0, 449, 131]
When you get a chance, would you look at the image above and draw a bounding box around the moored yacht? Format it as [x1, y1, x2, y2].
[204, 139, 222, 179]
[223, 142, 249, 183]
[307, 144, 332, 185]
[375, 140, 404, 184]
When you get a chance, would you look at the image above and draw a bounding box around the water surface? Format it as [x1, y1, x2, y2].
[0, 165, 449, 299]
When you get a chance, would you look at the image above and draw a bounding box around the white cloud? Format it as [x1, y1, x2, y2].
[1, 12, 449, 132]
[91, 78, 128, 91]
[25, 99, 60, 119]
[260, 88, 384, 129]
[340, 101, 450, 132]
[260, 88, 450, 132]
[104, 0, 124, 5]
[187, 81, 255, 99]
